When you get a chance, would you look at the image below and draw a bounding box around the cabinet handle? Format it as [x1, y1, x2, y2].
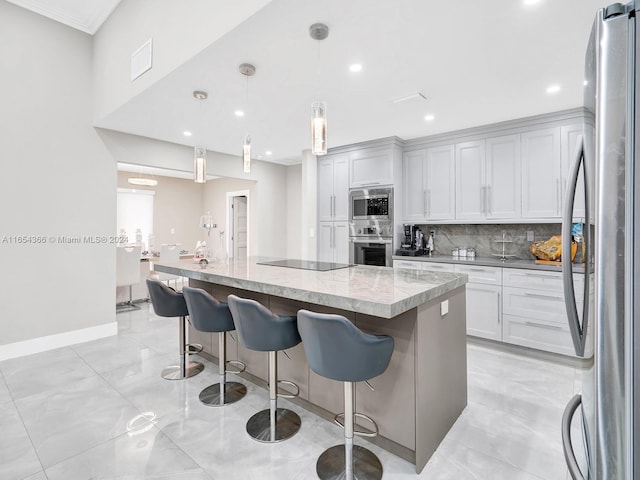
[524, 321, 563, 330]
[524, 292, 561, 300]
[520, 272, 553, 279]
[487, 185, 492, 216]
[480, 187, 485, 215]
[556, 179, 561, 215]
[427, 189, 431, 217]
[332, 195, 336, 218]
[497, 291, 501, 324]
[423, 190, 427, 217]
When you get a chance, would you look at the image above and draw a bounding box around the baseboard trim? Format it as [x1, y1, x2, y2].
[0, 322, 118, 362]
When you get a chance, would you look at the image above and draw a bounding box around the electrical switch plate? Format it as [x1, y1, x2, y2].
[527, 230, 534, 241]
[440, 299, 449, 316]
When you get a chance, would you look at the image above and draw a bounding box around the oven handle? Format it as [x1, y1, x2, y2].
[349, 237, 393, 244]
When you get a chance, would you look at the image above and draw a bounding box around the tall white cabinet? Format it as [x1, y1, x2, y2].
[317, 154, 349, 263]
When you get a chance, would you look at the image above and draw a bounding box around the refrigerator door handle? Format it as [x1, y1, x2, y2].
[562, 394, 586, 480]
[562, 135, 586, 357]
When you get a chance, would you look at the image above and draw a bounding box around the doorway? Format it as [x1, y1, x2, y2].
[226, 190, 250, 258]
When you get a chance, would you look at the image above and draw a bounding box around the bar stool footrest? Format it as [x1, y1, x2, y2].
[185, 343, 203, 354]
[225, 359, 246, 374]
[274, 379, 299, 399]
[334, 412, 379, 438]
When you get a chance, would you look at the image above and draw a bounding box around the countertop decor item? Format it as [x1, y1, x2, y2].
[530, 234, 577, 263]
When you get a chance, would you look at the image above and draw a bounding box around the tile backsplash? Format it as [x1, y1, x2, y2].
[411, 224, 562, 260]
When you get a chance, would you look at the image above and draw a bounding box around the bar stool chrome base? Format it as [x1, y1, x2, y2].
[161, 361, 204, 380]
[316, 444, 383, 480]
[199, 382, 247, 406]
[246, 407, 301, 443]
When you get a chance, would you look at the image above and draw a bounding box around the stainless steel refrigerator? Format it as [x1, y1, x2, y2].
[561, 2, 639, 479]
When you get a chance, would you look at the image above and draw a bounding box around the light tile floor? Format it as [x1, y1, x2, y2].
[0, 304, 580, 479]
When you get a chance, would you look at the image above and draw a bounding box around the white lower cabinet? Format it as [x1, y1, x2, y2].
[454, 265, 502, 340]
[318, 221, 349, 264]
[393, 261, 583, 357]
[501, 268, 582, 356]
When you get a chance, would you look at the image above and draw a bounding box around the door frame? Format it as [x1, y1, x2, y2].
[226, 190, 250, 258]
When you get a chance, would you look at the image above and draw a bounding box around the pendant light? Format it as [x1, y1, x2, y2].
[309, 23, 329, 156]
[193, 90, 208, 183]
[239, 63, 256, 173]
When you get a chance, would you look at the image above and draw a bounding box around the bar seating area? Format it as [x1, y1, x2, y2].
[143, 286, 396, 476]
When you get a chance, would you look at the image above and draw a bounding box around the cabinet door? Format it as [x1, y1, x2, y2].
[317, 222, 334, 263]
[333, 222, 350, 264]
[466, 283, 502, 340]
[521, 128, 562, 219]
[402, 150, 427, 222]
[333, 156, 350, 221]
[317, 157, 335, 222]
[485, 134, 521, 219]
[455, 140, 485, 220]
[425, 145, 455, 220]
[561, 124, 586, 220]
[350, 147, 394, 187]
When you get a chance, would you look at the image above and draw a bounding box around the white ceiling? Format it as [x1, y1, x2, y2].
[7, 0, 120, 34]
[15, 0, 606, 166]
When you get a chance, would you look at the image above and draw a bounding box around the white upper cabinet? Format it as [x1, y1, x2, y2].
[456, 140, 486, 220]
[350, 146, 394, 187]
[402, 146, 455, 222]
[318, 154, 349, 222]
[561, 124, 586, 221]
[425, 145, 456, 220]
[521, 127, 562, 219]
[485, 134, 521, 219]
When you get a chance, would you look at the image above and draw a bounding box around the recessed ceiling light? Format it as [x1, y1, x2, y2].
[424, 114, 435, 121]
[257, 155, 263, 159]
[546, 84, 561, 94]
[349, 64, 362, 72]
[234, 110, 245, 117]
[183, 131, 192, 136]
[265, 151, 272, 156]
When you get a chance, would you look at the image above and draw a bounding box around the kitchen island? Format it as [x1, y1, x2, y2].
[154, 257, 468, 473]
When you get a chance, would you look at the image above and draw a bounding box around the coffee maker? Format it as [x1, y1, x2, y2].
[396, 224, 425, 256]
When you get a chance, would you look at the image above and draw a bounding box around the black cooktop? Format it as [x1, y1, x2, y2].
[257, 259, 351, 271]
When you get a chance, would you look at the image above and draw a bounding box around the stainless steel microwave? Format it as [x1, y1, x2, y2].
[349, 187, 393, 221]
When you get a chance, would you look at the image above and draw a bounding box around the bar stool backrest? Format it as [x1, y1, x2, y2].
[297, 309, 394, 383]
[146, 279, 188, 317]
[227, 294, 300, 352]
[182, 286, 235, 333]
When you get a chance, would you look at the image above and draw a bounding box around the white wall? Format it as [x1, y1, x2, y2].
[0, 2, 116, 349]
[92, 0, 271, 123]
[286, 164, 302, 259]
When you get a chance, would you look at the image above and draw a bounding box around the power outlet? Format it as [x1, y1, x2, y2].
[527, 230, 534, 241]
[440, 299, 449, 317]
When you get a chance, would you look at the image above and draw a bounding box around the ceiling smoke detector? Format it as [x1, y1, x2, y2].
[309, 23, 329, 40]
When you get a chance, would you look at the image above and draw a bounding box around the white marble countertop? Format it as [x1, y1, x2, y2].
[392, 254, 586, 273]
[153, 257, 467, 319]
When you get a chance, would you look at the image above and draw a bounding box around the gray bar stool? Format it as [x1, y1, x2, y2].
[146, 279, 204, 380]
[227, 294, 302, 443]
[182, 286, 247, 406]
[297, 309, 394, 480]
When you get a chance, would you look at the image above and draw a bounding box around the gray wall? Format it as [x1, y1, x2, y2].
[0, 2, 116, 345]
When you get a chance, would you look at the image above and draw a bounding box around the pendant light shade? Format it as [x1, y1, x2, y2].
[311, 101, 327, 156]
[243, 134, 251, 173]
[194, 146, 206, 183]
[309, 23, 330, 156]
